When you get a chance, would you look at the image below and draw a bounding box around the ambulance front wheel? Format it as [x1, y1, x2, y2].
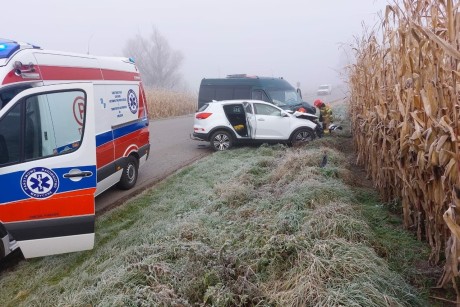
[118, 156, 139, 190]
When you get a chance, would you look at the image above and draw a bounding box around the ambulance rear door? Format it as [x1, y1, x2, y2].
[0, 82, 97, 258]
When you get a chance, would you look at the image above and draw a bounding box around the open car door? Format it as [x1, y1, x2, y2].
[243, 101, 256, 139]
[0, 83, 96, 258]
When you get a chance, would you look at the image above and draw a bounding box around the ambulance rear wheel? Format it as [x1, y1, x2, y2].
[118, 156, 139, 190]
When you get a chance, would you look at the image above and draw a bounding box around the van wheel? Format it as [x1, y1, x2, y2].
[118, 156, 139, 190]
[290, 128, 315, 147]
[210, 130, 233, 151]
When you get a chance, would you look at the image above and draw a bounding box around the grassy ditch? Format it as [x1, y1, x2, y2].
[0, 135, 432, 306]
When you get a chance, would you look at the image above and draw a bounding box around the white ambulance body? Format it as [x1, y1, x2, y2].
[0, 39, 150, 259]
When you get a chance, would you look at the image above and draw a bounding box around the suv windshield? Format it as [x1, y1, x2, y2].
[266, 88, 302, 108]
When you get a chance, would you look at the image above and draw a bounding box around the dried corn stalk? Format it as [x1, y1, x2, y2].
[347, 0, 460, 295]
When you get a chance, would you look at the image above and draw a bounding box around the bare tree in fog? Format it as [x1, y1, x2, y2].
[124, 26, 185, 90]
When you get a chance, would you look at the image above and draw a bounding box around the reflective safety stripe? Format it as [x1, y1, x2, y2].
[0, 188, 95, 223]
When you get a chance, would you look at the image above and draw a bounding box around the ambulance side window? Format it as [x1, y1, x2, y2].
[25, 91, 86, 160]
[0, 103, 22, 165]
[0, 90, 86, 166]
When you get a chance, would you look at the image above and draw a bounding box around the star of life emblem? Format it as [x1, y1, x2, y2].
[21, 167, 59, 199]
[127, 89, 138, 114]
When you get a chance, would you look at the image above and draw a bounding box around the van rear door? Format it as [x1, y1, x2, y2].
[0, 83, 96, 258]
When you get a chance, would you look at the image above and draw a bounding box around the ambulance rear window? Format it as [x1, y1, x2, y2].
[0, 41, 20, 59]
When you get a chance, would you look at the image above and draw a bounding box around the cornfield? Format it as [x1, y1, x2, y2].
[144, 88, 197, 119]
[348, 0, 460, 297]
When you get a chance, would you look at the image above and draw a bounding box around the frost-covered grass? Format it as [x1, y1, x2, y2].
[0, 140, 430, 306]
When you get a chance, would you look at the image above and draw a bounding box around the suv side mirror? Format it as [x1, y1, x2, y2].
[281, 111, 290, 118]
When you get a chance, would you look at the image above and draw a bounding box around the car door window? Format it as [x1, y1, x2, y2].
[254, 103, 281, 116]
[244, 102, 253, 114]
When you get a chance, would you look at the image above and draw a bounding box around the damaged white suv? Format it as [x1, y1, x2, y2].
[191, 100, 318, 151]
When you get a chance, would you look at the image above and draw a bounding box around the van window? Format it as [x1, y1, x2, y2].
[0, 90, 86, 166]
[252, 90, 270, 102]
[234, 87, 251, 99]
[266, 88, 301, 108]
[215, 87, 233, 100]
[199, 86, 215, 103]
[199, 85, 251, 103]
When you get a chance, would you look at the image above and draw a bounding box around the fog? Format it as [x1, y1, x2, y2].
[3, 0, 388, 93]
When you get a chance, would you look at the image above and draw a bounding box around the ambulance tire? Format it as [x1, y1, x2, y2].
[0, 223, 6, 258]
[118, 156, 139, 190]
[0, 240, 4, 259]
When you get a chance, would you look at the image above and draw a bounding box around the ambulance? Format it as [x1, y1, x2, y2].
[0, 39, 150, 260]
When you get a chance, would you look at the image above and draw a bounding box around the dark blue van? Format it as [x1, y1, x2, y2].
[198, 74, 316, 114]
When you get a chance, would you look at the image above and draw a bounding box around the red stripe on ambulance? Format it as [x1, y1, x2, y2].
[114, 128, 149, 160]
[2, 66, 141, 85]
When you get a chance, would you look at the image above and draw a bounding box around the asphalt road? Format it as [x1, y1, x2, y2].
[95, 114, 212, 213]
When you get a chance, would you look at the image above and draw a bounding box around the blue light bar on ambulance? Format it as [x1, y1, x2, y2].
[0, 39, 20, 59]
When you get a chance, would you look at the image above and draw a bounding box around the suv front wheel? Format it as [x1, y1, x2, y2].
[210, 130, 233, 151]
[290, 128, 315, 147]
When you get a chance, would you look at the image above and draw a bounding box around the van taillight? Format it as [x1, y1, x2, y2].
[196, 112, 212, 119]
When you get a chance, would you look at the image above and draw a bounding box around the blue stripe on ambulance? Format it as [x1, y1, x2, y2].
[0, 165, 96, 204]
[95, 118, 147, 147]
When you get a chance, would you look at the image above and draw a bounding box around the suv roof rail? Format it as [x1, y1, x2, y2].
[226, 74, 259, 79]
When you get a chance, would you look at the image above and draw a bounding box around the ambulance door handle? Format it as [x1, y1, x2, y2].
[63, 171, 93, 178]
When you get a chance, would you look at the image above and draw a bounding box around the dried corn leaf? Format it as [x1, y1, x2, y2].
[413, 23, 460, 60]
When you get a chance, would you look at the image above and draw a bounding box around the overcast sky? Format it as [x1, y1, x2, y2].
[3, 0, 389, 92]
